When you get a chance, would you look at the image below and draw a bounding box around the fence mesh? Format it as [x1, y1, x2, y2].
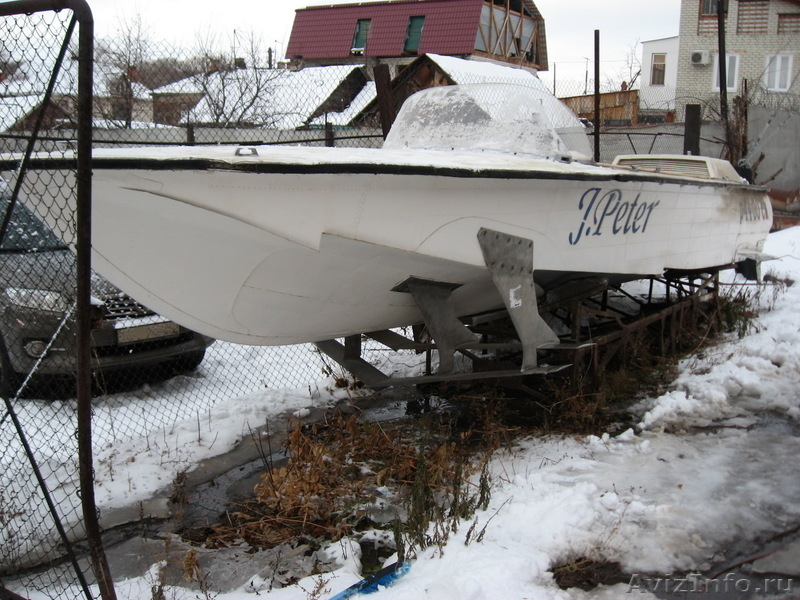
[0, 8, 95, 600]
[0, 9, 746, 600]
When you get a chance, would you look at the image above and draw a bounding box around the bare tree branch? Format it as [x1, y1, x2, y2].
[186, 31, 289, 128]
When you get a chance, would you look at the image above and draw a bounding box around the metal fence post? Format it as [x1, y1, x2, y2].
[593, 30, 601, 162]
[71, 3, 118, 599]
[684, 104, 702, 155]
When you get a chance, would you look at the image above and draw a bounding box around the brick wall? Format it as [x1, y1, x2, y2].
[675, 0, 800, 121]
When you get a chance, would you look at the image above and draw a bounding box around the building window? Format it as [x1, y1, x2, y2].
[701, 0, 727, 16]
[492, 0, 527, 14]
[525, 39, 537, 64]
[699, 0, 727, 34]
[512, 37, 522, 57]
[713, 53, 739, 91]
[651, 54, 666, 85]
[351, 19, 371, 54]
[778, 13, 800, 34]
[403, 16, 425, 54]
[737, 1, 769, 33]
[765, 54, 793, 91]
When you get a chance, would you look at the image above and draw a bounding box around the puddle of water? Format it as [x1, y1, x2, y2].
[180, 453, 285, 530]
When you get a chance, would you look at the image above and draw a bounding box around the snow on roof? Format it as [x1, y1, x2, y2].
[308, 80, 376, 127]
[1, 52, 150, 99]
[426, 53, 546, 88]
[184, 66, 365, 129]
[0, 64, 70, 104]
[152, 76, 204, 96]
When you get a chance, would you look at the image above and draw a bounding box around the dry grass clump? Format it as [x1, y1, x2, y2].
[253, 416, 416, 526]
[196, 409, 495, 552]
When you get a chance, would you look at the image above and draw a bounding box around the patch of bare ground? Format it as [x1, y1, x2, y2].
[551, 557, 629, 591]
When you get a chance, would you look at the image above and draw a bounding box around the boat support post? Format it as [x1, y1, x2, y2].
[403, 278, 479, 373]
[477, 228, 559, 370]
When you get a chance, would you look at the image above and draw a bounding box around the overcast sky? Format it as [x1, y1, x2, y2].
[82, 0, 682, 85]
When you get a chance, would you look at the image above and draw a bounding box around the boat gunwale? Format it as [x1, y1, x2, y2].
[0, 156, 765, 191]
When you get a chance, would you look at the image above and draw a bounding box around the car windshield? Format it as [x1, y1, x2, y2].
[0, 180, 67, 253]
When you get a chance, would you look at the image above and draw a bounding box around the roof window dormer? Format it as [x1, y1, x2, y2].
[351, 19, 371, 55]
[403, 16, 425, 55]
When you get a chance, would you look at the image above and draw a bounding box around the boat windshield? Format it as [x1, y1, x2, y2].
[0, 180, 67, 253]
[384, 83, 593, 160]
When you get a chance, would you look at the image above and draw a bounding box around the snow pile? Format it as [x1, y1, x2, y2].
[92, 375, 380, 512]
[638, 229, 800, 431]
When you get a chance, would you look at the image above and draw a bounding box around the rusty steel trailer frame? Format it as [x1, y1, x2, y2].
[315, 269, 724, 393]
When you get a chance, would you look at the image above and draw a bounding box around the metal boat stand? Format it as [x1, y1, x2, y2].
[314, 227, 571, 389]
[314, 229, 724, 393]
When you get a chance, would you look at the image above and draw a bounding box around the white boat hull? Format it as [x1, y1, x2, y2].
[24, 151, 769, 346]
[2, 80, 772, 346]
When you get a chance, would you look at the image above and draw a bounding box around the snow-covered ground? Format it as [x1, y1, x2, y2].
[9, 227, 800, 600]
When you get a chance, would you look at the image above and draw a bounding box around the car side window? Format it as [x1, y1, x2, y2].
[0, 182, 65, 252]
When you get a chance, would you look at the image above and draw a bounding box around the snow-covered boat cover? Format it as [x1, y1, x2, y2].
[383, 83, 593, 161]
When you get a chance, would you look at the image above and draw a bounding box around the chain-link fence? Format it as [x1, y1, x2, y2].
[548, 77, 725, 160]
[0, 6, 99, 600]
[0, 8, 346, 600]
[1, 16, 424, 597]
[0, 6, 756, 599]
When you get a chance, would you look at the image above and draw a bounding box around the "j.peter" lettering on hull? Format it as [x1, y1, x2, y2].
[568, 188, 660, 246]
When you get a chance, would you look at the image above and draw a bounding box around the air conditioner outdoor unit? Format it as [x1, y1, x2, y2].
[691, 50, 710, 65]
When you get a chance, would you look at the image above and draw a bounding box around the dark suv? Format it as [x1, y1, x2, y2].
[0, 180, 211, 396]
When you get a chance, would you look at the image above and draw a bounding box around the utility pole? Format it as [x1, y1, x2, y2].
[716, 0, 730, 159]
[553, 62, 556, 97]
[584, 57, 589, 95]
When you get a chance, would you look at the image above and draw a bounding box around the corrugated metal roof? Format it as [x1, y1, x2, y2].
[286, 0, 484, 60]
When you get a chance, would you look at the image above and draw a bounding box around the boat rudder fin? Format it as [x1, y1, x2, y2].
[477, 227, 559, 370]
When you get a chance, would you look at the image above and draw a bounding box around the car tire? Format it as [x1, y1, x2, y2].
[177, 349, 206, 372]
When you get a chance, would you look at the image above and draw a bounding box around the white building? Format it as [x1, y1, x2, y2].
[639, 36, 680, 122]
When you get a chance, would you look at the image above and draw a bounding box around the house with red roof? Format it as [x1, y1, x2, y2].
[285, 0, 548, 74]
